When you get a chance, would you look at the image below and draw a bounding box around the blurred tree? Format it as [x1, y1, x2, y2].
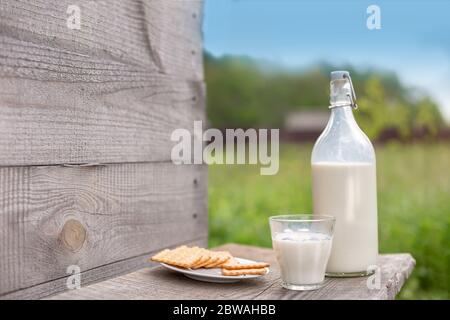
[414, 97, 443, 136]
[356, 76, 411, 139]
[204, 52, 445, 140]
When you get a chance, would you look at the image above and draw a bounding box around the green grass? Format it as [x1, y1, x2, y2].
[208, 143, 450, 299]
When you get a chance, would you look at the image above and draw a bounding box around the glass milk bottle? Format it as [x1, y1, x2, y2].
[311, 71, 378, 277]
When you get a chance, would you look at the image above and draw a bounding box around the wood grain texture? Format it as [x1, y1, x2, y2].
[0, 163, 208, 298]
[0, 0, 203, 80]
[0, 75, 205, 165]
[0, 0, 207, 299]
[3, 238, 206, 300]
[46, 244, 415, 300]
[0, 0, 205, 166]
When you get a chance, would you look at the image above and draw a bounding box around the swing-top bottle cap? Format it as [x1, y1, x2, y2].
[330, 71, 350, 81]
[330, 70, 358, 109]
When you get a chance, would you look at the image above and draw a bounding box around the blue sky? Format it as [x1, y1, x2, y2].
[203, 0, 450, 121]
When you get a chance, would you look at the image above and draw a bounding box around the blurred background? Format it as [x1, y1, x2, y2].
[203, 0, 449, 299]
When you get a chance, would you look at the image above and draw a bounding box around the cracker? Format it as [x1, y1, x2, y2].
[150, 249, 171, 262]
[191, 249, 213, 269]
[151, 246, 185, 262]
[222, 267, 268, 276]
[157, 246, 187, 267]
[155, 246, 203, 268]
[151, 246, 267, 272]
[204, 251, 232, 268]
[221, 257, 240, 269]
[182, 247, 203, 267]
[201, 255, 220, 267]
[222, 261, 269, 270]
[200, 251, 225, 267]
[181, 247, 205, 268]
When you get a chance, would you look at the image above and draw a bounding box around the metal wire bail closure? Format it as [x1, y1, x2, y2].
[343, 73, 358, 110]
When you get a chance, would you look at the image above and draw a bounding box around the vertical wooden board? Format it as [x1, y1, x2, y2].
[0, 163, 207, 296]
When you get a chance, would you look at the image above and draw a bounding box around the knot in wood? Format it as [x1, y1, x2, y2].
[60, 219, 86, 252]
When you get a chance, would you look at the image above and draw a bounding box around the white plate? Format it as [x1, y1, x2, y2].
[160, 257, 269, 283]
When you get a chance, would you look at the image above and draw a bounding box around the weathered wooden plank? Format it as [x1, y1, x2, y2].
[0, 163, 208, 297]
[0, 74, 205, 165]
[2, 238, 206, 300]
[217, 245, 416, 300]
[0, 33, 203, 83]
[46, 244, 415, 300]
[0, 0, 203, 80]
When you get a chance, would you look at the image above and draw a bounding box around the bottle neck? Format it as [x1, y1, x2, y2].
[329, 105, 356, 124]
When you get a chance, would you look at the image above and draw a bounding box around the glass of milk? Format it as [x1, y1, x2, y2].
[269, 214, 335, 291]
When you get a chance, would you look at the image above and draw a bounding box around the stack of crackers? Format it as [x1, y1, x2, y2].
[151, 245, 269, 276]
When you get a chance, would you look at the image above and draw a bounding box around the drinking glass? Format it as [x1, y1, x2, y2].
[269, 214, 335, 290]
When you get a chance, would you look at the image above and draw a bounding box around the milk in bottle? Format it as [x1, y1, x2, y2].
[311, 71, 379, 276]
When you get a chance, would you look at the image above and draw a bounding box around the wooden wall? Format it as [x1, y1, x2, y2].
[0, 0, 207, 299]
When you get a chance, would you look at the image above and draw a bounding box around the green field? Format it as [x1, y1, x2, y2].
[208, 143, 450, 299]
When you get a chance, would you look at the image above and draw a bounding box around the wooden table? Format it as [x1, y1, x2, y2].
[47, 244, 415, 300]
